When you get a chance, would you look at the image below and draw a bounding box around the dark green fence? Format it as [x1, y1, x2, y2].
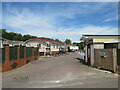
[20, 46, 24, 59]
[0, 48, 5, 64]
[34, 47, 39, 56]
[9, 47, 17, 61]
[117, 49, 120, 65]
[26, 47, 33, 58]
[2, 48, 5, 63]
[1, 46, 39, 63]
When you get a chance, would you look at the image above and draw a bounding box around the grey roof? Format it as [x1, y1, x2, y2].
[0, 37, 25, 45]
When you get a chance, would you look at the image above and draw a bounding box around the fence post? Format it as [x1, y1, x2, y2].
[113, 48, 117, 72]
[3, 44, 9, 62]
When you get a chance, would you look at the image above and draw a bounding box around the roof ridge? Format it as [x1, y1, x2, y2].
[34, 38, 65, 44]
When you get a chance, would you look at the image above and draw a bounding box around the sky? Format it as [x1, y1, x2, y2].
[2, 2, 118, 42]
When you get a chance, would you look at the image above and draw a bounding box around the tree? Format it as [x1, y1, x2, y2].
[1, 29, 8, 38]
[67, 46, 72, 52]
[73, 42, 84, 50]
[65, 39, 71, 44]
[2, 29, 15, 40]
[1, 29, 37, 41]
[14, 33, 23, 41]
[9, 32, 17, 40]
[22, 34, 37, 41]
[55, 39, 61, 42]
[79, 42, 84, 50]
[1, 29, 62, 42]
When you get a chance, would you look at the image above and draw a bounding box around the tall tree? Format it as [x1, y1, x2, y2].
[65, 39, 71, 44]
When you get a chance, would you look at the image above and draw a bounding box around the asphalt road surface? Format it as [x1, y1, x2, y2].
[2, 52, 118, 88]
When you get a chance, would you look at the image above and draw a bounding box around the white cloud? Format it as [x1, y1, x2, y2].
[2, 3, 118, 42]
[104, 16, 118, 22]
[53, 25, 118, 42]
[42, 2, 111, 19]
[3, 7, 56, 32]
[21, 25, 117, 42]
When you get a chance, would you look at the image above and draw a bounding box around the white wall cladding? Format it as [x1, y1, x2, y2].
[94, 44, 104, 49]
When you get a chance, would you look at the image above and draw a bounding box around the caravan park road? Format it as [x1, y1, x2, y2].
[2, 52, 118, 88]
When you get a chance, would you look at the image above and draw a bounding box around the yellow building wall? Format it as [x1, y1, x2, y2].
[93, 38, 117, 43]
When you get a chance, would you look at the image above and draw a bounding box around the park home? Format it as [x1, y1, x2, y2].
[25, 38, 66, 56]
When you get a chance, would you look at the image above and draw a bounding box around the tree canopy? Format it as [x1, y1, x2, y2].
[64, 39, 71, 44]
[73, 42, 84, 50]
[1, 29, 37, 41]
[1, 29, 61, 42]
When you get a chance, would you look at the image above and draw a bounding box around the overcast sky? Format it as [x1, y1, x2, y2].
[2, 2, 118, 42]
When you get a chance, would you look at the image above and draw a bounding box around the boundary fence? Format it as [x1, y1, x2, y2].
[0, 45, 39, 72]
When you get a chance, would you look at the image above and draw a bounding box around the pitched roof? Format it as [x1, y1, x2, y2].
[80, 35, 120, 41]
[0, 37, 24, 44]
[6, 40, 24, 44]
[31, 38, 65, 44]
[83, 35, 120, 36]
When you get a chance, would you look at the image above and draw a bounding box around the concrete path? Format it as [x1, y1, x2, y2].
[2, 52, 118, 88]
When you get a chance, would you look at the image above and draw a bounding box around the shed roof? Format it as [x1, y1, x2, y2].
[82, 35, 120, 36]
[80, 35, 120, 41]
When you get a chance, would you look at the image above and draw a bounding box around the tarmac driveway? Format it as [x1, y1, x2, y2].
[2, 52, 118, 88]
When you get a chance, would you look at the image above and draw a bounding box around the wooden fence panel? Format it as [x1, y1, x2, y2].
[94, 49, 114, 71]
